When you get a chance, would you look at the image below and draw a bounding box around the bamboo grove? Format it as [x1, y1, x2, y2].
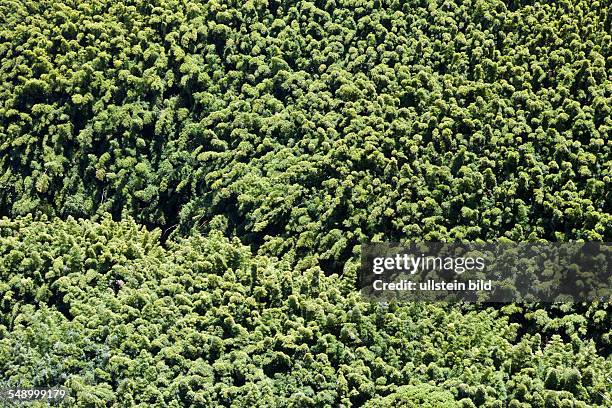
[0, 0, 610, 406]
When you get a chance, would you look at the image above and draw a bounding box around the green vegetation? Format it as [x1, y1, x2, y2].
[0, 0, 610, 406]
[1, 0, 610, 269]
[1, 216, 610, 407]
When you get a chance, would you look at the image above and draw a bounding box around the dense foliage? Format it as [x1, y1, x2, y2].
[1, 216, 610, 407]
[0, 0, 610, 406]
[1, 0, 610, 273]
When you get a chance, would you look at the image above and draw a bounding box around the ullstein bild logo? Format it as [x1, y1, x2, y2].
[359, 243, 612, 303]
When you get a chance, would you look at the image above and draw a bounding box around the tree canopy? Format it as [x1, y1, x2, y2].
[0, 0, 610, 406]
[0, 216, 610, 407]
[0, 0, 609, 274]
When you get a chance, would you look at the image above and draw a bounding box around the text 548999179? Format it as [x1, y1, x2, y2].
[0, 387, 67, 402]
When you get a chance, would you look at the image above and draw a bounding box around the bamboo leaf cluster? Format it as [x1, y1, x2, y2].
[0, 0, 609, 273]
[0, 216, 610, 407]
